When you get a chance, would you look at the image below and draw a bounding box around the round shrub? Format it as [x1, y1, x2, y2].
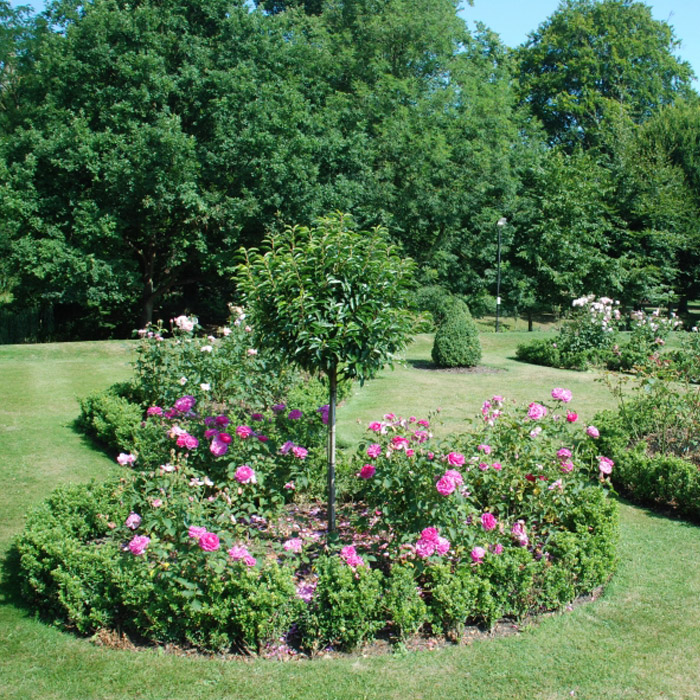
[515, 338, 561, 368]
[431, 310, 481, 368]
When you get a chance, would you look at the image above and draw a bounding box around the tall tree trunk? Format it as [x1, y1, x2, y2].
[327, 364, 337, 535]
[528, 309, 533, 332]
[140, 290, 155, 328]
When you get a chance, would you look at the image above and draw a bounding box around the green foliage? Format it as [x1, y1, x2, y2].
[515, 338, 561, 368]
[382, 563, 428, 641]
[238, 213, 416, 384]
[300, 555, 385, 651]
[431, 307, 481, 368]
[516, 0, 695, 149]
[77, 382, 142, 453]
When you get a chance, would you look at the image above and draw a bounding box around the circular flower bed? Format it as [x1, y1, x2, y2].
[15, 387, 618, 655]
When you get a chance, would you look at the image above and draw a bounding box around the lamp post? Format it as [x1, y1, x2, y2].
[496, 217, 507, 333]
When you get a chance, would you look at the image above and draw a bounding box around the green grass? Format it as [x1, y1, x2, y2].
[2, 335, 700, 699]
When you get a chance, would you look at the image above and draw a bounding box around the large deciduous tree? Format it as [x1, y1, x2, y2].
[516, 0, 695, 150]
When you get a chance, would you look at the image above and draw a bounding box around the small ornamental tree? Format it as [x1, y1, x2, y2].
[237, 212, 416, 533]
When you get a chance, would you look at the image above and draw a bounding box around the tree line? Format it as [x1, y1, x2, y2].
[0, 0, 698, 339]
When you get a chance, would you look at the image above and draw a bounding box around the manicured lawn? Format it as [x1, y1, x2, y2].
[1, 334, 699, 700]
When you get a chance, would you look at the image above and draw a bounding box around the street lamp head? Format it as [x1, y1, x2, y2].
[497, 217, 507, 227]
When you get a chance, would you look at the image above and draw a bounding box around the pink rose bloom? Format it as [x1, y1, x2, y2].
[366, 443, 382, 459]
[146, 406, 163, 417]
[218, 432, 232, 444]
[560, 461, 574, 473]
[481, 513, 498, 531]
[566, 411, 579, 423]
[477, 444, 492, 455]
[117, 452, 136, 466]
[128, 535, 150, 556]
[586, 425, 600, 438]
[511, 521, 529, 547]
[283, 538, 303, 553]
[479, 462, 490, 471]
[491, 543, 504, 555]
[446, 451, 465, 467]
[530, 426, 542, 438]
[236, 425, 253, 439]
[280, 440, 295, 455]
[492, 462, 503, 471]
[125, 512, 141, 529]
[359, 464, 376, 479]
[415, 539, 436, 559]
[214, 415, 230, 426]
[427, 452, 435, 460]
[291, 445, 309, 460]
[551, 387, 573, 403]
[340, 545, 364, 568]
[435, 536, 451, 556]
[284, 481, 295, 490]
[413, 430, 430, 443]
[151, 498, 163, 508]
[368, 421, 384, 433]
[228, 545, 249, 561]
[417, 419, 430, 428]
[598, 456, 614, 475]
[470, 546, 486, 564]
[199, 532, 220, 552]
[176, 433, 198, 450]
[287, 409, 303, 420]
[557, 448, 572, 460]
[406, 448, 415, 457]
[174, 395, 196, 413]
[243, 554, 257, 567]
[436, 475, 456, 496]
[492, 395, 504, 404]
[527, 402, 547, 420]
[390, 435, 410, 450]
[210, 435, 229, 457]
[420, 527, 440, 543]
[235, 465, 255, 484]
[444, 469, 463, 485]
[188, 525, 207, 540]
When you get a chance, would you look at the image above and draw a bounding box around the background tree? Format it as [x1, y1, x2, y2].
[516, 0, 695, 150]
[237, 212, 416, 534]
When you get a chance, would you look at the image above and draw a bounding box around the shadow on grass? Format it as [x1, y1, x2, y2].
[0, 544, 34, 616]
[406, 359, 506, 374]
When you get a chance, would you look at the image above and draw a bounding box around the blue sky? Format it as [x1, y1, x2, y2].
[9, 0, 700, 81]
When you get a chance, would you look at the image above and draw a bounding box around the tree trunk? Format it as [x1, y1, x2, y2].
[528, 309, 533, 332]
[327, 364, 337, 534]
[140, 291, 155, 328]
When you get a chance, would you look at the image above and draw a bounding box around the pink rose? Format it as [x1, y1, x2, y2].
[117, 452, 136, 466]
[557, 448, 572, 460]
[477, 444, 492, 455]
[128, 535, 150, 556]
[444, 469, 463, 485]
[551, 387, 573, 403]
[366, 443, 382, 459]
[420, 527, 440, 543]
[199, 532, 220, 552]
[228, 545, 249, 561]
[560, 461, 574, 473]
[415, 539, 436, 559]
[586, 425, 600, 438]
[566, 411, 578, 423]
[236, 425, 253, 439]
[340, 545, 364, 568]
[173, 395, 196, 412]
[368, 421, 383, 432]
[291, 445, 309, 460]
[390, 435, 410, 451]
[481, 513, 498, 531]
[598, 456, 614, 475]
[359, 464, 376, 479]
[125, 512, 141, 530]
[435, 536, 451, 555]
[188, 525, 207, 540]
[436, 475, 456, 496]
[527, 402, 547, 420]
[146, 406, 163, 417]
[492, 462, 503, 471]
[235, 465, 256, 484]
[446, 452, 465, 467]
[210, 435, 229, 457]
[491, 543, 504, 555]
[470, 546, 486, 564]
